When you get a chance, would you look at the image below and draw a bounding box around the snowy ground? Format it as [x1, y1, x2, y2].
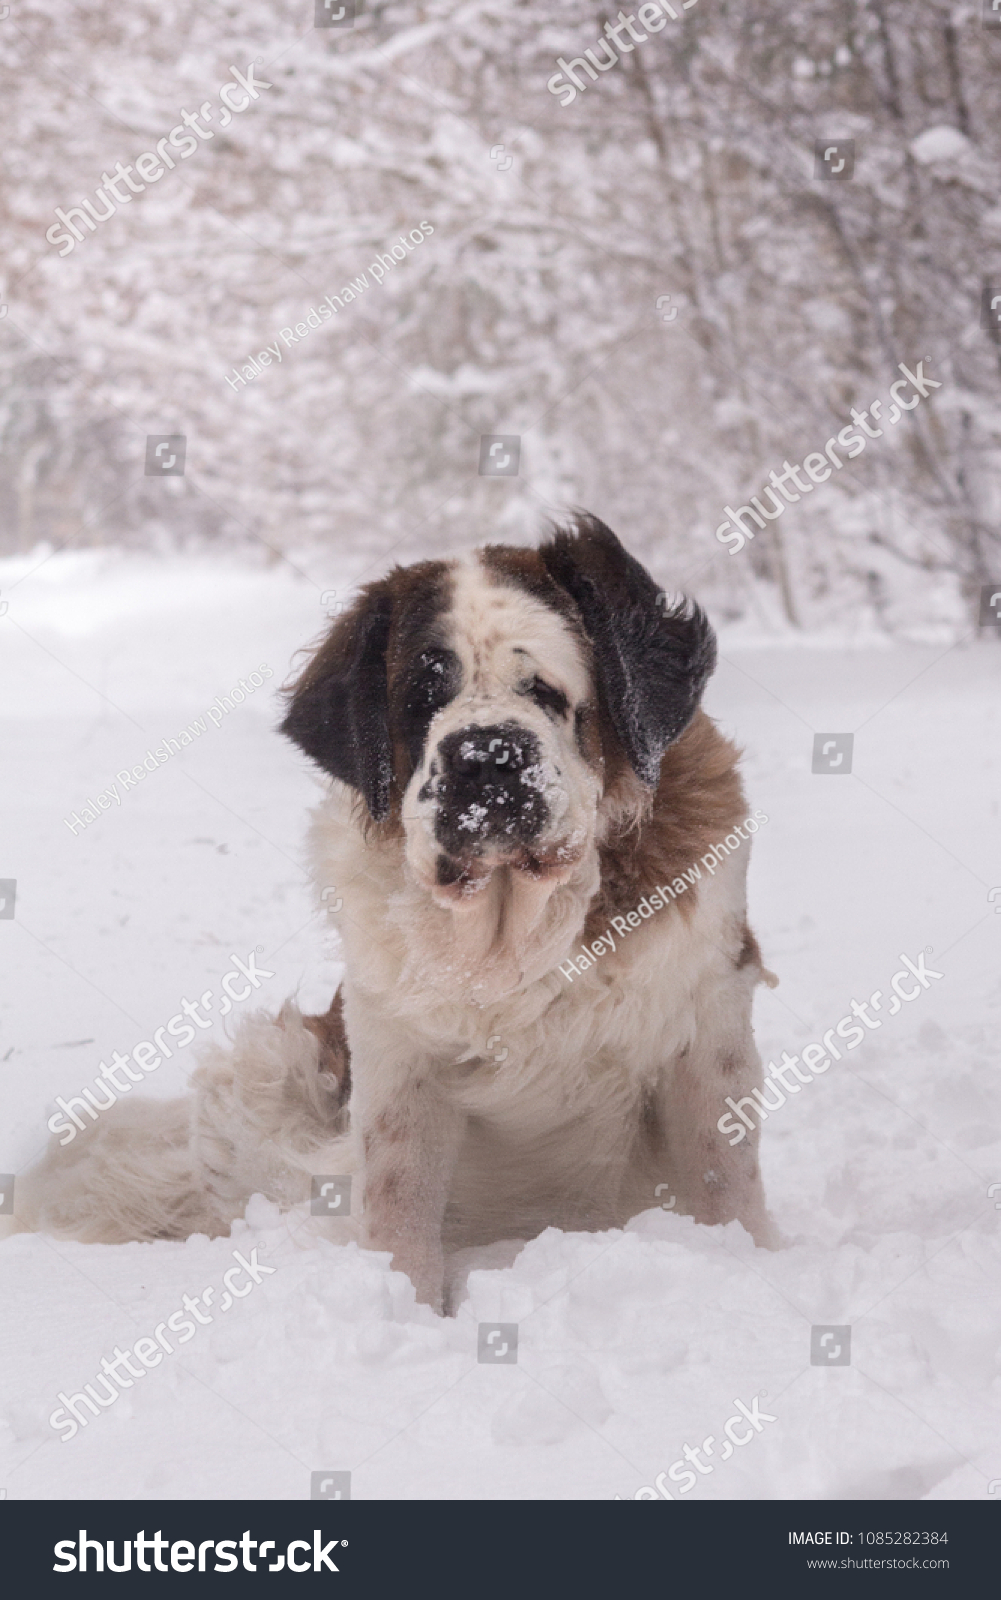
[1, 546, 999, 1502]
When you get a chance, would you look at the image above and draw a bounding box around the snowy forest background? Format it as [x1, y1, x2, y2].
[1, 0, 999, 633]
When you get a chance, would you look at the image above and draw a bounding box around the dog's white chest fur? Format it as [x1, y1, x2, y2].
[311, 783, 755, 1253]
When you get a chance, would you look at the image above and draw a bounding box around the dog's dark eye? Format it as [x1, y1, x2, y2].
[406, 650, 459, 716]
[523, 676, 569, 719]
[400, 649, 461, 767]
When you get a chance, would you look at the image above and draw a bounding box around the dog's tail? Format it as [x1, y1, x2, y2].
[14, 997, 352, 1245]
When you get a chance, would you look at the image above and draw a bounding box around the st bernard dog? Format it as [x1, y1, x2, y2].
[22, 516, 777, 1311]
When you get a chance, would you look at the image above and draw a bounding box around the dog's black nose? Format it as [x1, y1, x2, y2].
[434, 723, 548, 852]
[443, 726, 529, 778]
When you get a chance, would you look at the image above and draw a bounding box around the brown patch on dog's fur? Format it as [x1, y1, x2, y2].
[362, 1110, 413, 1165]
[301, 987, 352, 1098]
[734, 924, 779, 987]
[368, 1168, 404, 1203]
[736, 925, 761, 970]
[584, 709, 746, 937]
[370, 1110, 407, 1142]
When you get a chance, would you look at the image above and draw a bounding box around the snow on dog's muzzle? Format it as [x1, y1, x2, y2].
[425, 722, 551, 861]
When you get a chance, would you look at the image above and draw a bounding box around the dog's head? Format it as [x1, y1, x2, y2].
[281, 516, 715, 986]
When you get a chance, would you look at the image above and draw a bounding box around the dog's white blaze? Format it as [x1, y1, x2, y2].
[452, 555, 592, 706]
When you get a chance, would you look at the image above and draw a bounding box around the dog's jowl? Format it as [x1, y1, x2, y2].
[22, 515, 776, 1312]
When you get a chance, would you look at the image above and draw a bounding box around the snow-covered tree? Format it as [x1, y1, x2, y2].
[1, 0, 997, 633]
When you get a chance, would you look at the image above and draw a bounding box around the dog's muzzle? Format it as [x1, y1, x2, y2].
[424, 722, 550, 860]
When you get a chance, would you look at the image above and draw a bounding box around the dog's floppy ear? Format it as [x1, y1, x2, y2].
[280, 583, 393, 822]
[539, 514, 716, 787]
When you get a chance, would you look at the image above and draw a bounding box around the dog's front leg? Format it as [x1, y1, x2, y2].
[656, 968, 777, 1249]
[357, 1076, 465, 1313]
